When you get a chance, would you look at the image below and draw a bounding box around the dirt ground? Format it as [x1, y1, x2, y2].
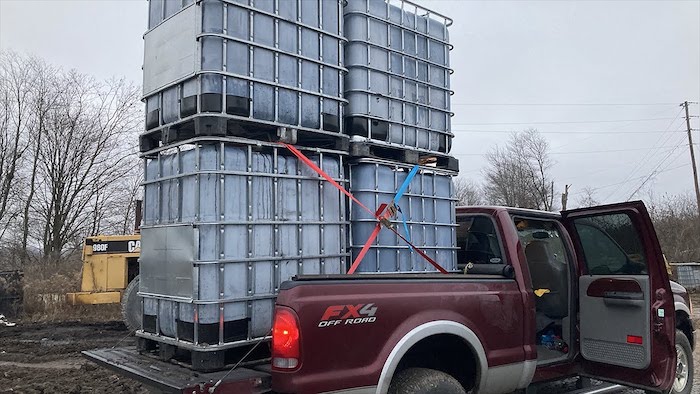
[1, 299, 700, 394]
[0, 320, 147, 394]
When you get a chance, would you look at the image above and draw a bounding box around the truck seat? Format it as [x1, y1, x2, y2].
[525, 241, 568, 318]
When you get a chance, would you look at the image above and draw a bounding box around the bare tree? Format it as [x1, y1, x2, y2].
[20, 58, 62, 262]
[454, 178, 483, 206]
[575, 186, 600, 208]
[116, 170, 143, 235]
[482, 129, 555, 210]
[31, 72, 141, 260]
[0, 52, 33, 240]
[646, 192, 700, 262]
[0, 52, 142, 266]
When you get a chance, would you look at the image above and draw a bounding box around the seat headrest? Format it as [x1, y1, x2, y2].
[469, 217, 493, 233]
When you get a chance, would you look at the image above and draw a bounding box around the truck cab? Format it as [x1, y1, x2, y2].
[455, 203, 684, 390]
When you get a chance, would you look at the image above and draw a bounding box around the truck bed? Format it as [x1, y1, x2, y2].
[83, 347, 271, 394]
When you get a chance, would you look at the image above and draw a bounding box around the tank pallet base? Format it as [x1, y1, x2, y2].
[140, 116, 348, 154]
[349, 141, 459, 172]
[137, 336, 270, 373]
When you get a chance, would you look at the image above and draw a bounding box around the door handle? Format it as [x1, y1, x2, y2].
[602, 291, 643, 300]
[602, 291, 644, 307]
[603, 297, 644, 308]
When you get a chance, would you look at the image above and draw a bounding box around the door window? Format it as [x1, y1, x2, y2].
[573, 213, 647, 275]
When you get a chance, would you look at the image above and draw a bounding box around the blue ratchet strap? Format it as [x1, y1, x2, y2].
[397, 206, 411, 243]
[393, 165, 419, 205]
[391, 164, 420, 242]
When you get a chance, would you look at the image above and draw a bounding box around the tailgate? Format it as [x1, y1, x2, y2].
[83, 347, 271, 394]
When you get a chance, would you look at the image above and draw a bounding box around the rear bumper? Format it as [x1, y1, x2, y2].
[66, 291, 122, 305]
[83, 347, 271, 394]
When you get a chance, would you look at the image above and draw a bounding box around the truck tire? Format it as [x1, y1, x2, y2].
[671, 329, 693, 394]
[121, 275, 142, 332]
[388, 368, 466, 394]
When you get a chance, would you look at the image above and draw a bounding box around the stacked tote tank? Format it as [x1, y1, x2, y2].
[349, 158, 458, 273]
[138, 0, 349, 371]
[344, 0, 459, 274]
[139, 139, 347, 369]
[343, 0, 454, 157]
[141, 0, 348, 152]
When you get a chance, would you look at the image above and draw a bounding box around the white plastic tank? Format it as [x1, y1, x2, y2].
[349, 158, 458, 272]
[139, 139, 348, 349]
[343, 0, 453, 155]
[142, 0, 347, 150]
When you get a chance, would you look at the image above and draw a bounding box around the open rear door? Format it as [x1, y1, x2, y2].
[562, 201, 675, 391]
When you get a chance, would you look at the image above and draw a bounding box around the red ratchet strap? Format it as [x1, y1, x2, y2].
[284, 144, 374, 215]
[346, 204, 387, 274]
[283, 144, 448, 275]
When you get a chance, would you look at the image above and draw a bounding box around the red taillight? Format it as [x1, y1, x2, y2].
[272, 307, 301, 370]
[627, 335, 643, 345]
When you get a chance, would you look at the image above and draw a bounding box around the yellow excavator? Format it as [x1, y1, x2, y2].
[66, 202, 142, 331]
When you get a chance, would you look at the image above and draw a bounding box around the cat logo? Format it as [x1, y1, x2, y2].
[128, 240, 141, 253]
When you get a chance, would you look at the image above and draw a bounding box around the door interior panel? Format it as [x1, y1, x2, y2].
[579, 275, 650, 369]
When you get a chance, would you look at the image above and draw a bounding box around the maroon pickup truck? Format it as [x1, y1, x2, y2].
[85, 201, 694, 394]
[269, 202, 689, 394]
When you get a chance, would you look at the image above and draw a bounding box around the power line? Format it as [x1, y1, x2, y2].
[451, 129, 689, 134]
[451, 102, 682, 107]
[452, 117, 682, 126]
[626, 145, 687, 200]
[622, 130, 689, 200]
[452, 145, 685, 157]
[682, 100, 700, 225]
[602, 108, 687, 201]
[570, 163, 691, 195]
[614, 133, 686, 201]
[550, 106, 683, 151]
[554, 145, 688, 155]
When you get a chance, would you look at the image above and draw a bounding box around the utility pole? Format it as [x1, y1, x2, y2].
[561, 184, 570, 211]
[683, 101, 700, 223]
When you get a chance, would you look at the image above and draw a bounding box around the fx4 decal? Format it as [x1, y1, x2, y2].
[318, 303, 377, 327]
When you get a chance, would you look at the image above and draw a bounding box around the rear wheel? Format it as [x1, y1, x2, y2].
[388, 368, 466, 394]
[121, 275, 142, 332]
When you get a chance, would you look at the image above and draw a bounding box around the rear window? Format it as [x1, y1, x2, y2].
[457, 216, 504, 266]
[514, 218, 569, 263]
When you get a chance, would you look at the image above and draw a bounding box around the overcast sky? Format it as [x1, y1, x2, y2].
[1, 0, 699, 207]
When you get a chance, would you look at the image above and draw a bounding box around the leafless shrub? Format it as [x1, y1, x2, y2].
[575, 186, 601, 209]
[18, 250, 123, 322]
[646, 192, 700, 262]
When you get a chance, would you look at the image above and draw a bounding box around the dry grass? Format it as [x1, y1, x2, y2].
[19, 258, 124, 323]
